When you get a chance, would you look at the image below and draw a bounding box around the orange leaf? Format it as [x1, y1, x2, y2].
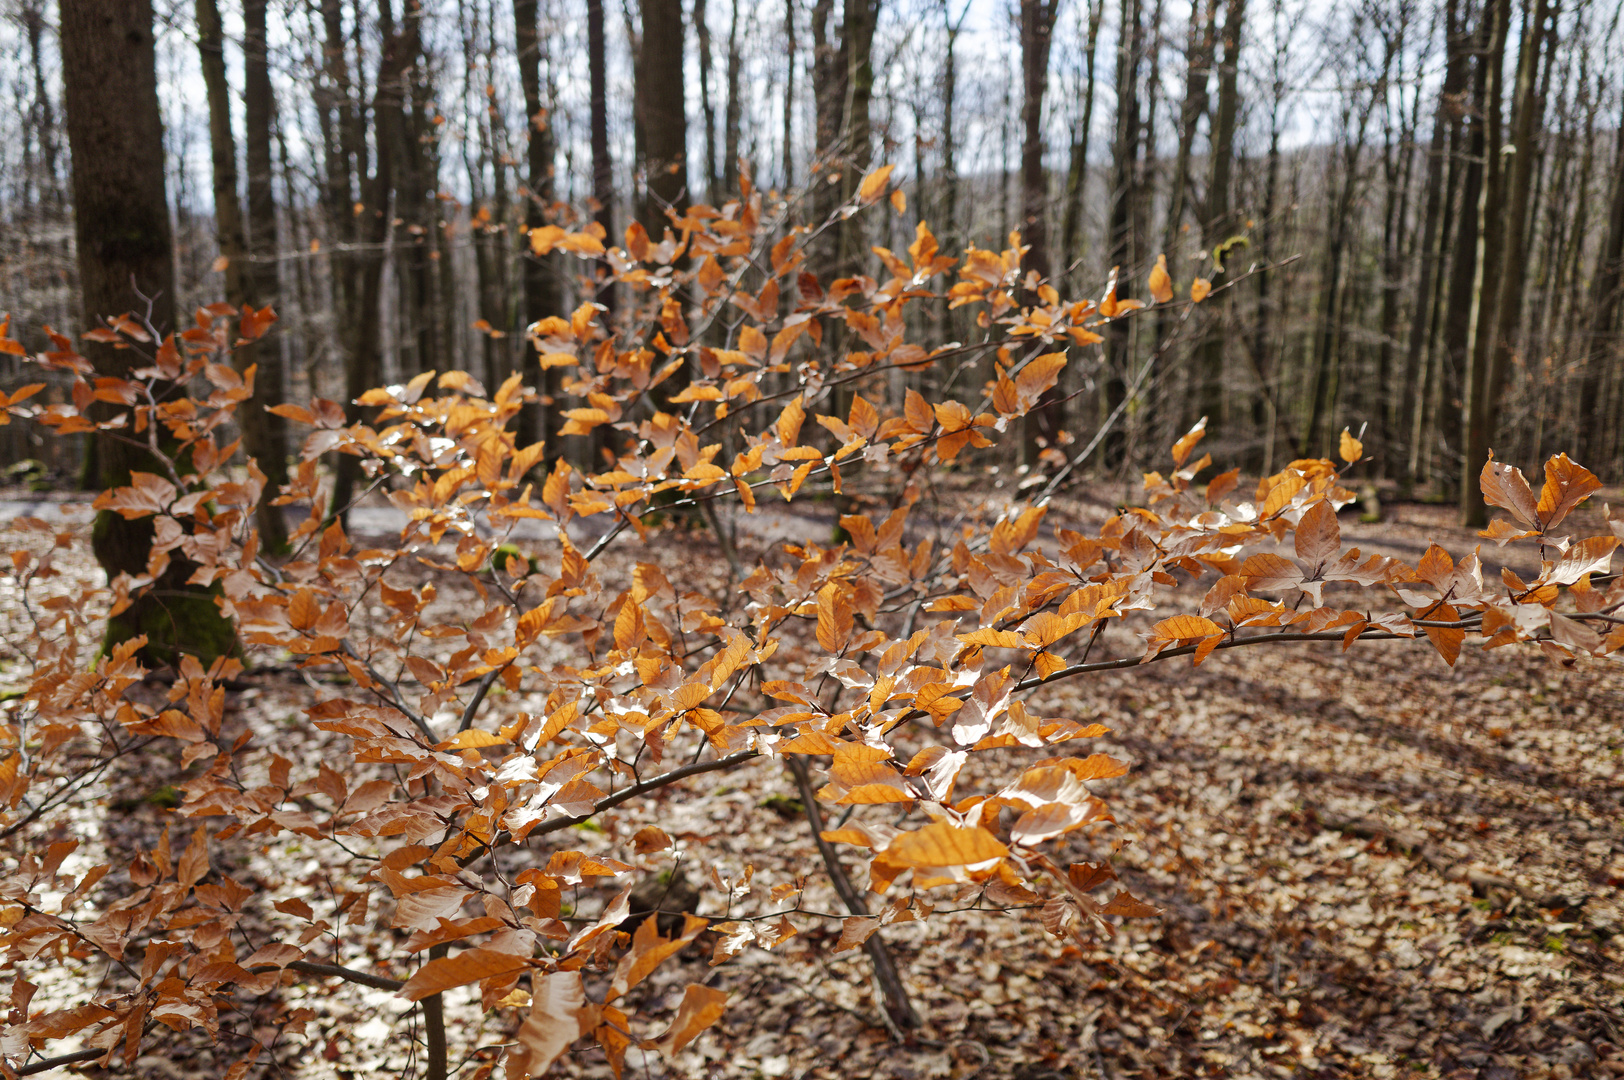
[1147, 254, 1173, 304]
[885, 822, 1008, 868]
[1480, 458, 1539, 527]
[656, 984, 729, 1053]
[398, 948, 530, 1001]
[857, 163, 896, 203]
[1171, 417, 1206, 468]
[1338, 427, 1363, 465]
[1534, 453, 1600, 530]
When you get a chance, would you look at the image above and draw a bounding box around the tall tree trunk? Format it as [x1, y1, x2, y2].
[637, 0, 690, 229]
[836, 0, 880, 276]
[242, 0, 290, 546]
[1374, 12, 1411, 477]
[1162, 0, 1213, 418]
[332, 0, 407, 522]
[939, 0, 968, 249]
[1437, 4, 1491, 494]
[1060, 0, 1107, 287]
[695, 0, 719, 201]
[197, 0, 288, 551]
[783, 0, 797, 189]
[723, 0, 743, 193]
[1401, 0, 1469, 490]
[516, 0, 564, 453]
[61, 0, 236, 663]
[587, 0, 615, 314]
[810, 0, 880, 277]
[388, 0, 436, 377]
[1101, 0, 1143, 469]
[22, 1, 61, 208]
[1577, 100, 1624, 464]
[1471, 0, 1549, 511]
[1304, 94, 1376, 456]
[1194, 0, 1244, 442]
[1020, 0, 1060, 466]
[1458, 0, 1509, 525]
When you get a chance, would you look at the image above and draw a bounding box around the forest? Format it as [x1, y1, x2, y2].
[0, 0, 1622, 1076]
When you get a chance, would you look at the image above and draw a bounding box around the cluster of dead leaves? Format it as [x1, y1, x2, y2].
[2, 164, 1618, 1079]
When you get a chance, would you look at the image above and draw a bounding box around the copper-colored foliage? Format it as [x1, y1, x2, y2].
[2, 175, 1618, 1078]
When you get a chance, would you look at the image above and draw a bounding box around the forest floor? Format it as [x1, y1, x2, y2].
[2, 480, 1622, 1080]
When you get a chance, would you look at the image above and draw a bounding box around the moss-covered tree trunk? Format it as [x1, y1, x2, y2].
[59, 0, 237, 666]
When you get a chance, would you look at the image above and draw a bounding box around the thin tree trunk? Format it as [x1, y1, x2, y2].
[1401, 0, 1469, 490]
[516, 0, 564, 453]
[696, 0, 719, 200]
[1194, 0, 1244, 442]
[1459, 0, 1509, 524]
[783, 0, 796, 189]
[723, 0, 743, 193]
[1060, 0, 1106, 287]
[243, 0, 289, 545]
[1020, 0, 1060, 466]
[1474, 0, 1549, 496]
[587, 0, 615, 315]
[1437, 5, 1491, 494]
[1101, 0, 1143, 469]
[1577, 103, 1624, 464]
[197, 0, 287, 550]
[332, 0, 406, 522]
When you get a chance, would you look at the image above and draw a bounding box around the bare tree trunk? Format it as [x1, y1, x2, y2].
[1194, 0, 1244, 443]
[516, 0, 564, 453]
[243, 0, 289, 546]
[783, 0, 796, 189]
[197, 0, 287, 550]
[1458, 0, 1509, 525]
[61, 0, 236, 663]
[1401, 0, 1469, 490]
[1020, 0, 1060, 466]
[939, 0, 969, 249]
[1474, 0, 1549, 497]
[332, 0, 407, 522]
[1060, 0, 1107, 287]
[1101, 0, 1143, 469]
[696, 0, 719, 201]
[1163, 0, 1213, 423]
[587, 0, 615, 317]
[1437, 3, 1491, 495]
[637, 0, 690, 229]
[1577, 101, 1624, 465]
[723, 0, 743, 193]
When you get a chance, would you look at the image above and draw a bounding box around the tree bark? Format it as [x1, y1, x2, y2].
[1101, 0, 1144, 469]
[1059, 0, 1107, 288]
[516, 0, 565, 453]
[1019, 0, 1060, 466]
[783, 0, 797, 189]
[637, 0, 690, 229]
[61, 0, 236, 664]
[1577, 100, 1624, 465]
[331, 0, 407, 522]
[1458, 0, 1510, 525]
[695, 0, 719, 201]
[723, 0, 743, 193]
[197, 0, 288, 551]
[242, 0, 290, 546]
[1472, 0, 1549, 506]
[1194, 0, 1244, 442]
[1400, 0, 1469, 489]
